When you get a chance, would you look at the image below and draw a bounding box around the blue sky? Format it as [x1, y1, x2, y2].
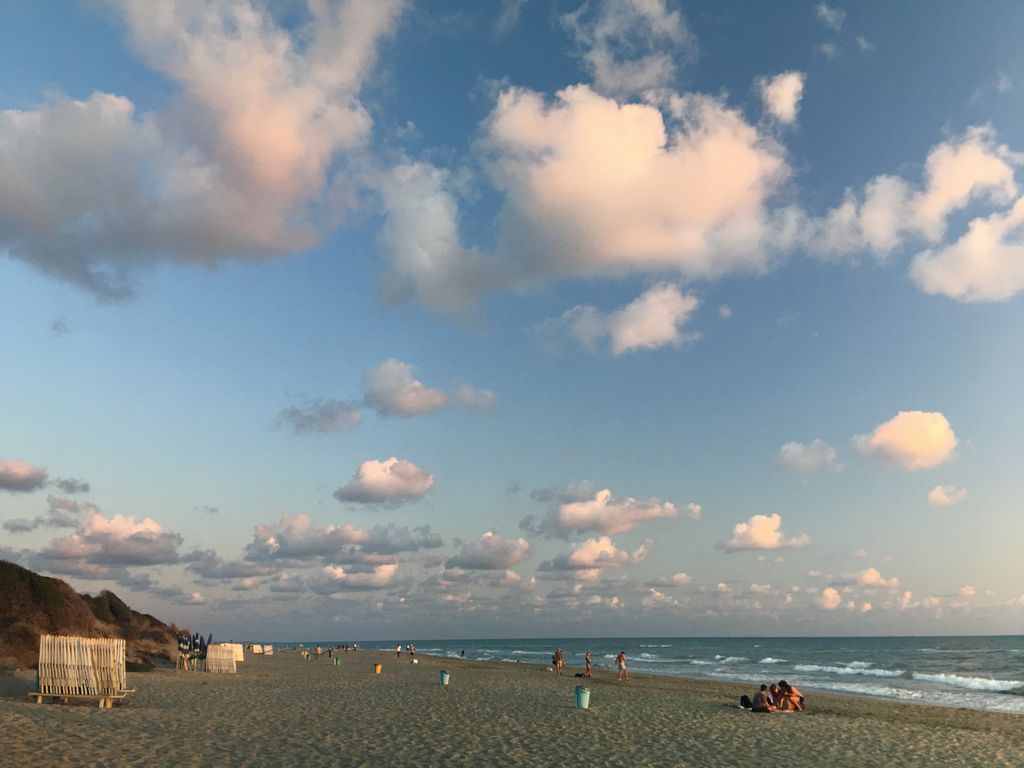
[1, 0, 1023, 640]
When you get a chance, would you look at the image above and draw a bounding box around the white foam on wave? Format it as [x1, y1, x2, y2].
[758, 657, 787, 664]
[640, 644, 672, 648]
[912, 672, 1022, 691]
[795, 663, 905, 678]
[718, 656, 748, 664]
[689, 660, 714, 666]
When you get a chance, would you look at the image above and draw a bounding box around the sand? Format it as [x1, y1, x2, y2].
[2, 650, 1022, 767]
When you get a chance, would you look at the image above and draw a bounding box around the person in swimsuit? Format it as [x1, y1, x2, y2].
[584, 651, 592, 677]
[616, 651, 628, 680]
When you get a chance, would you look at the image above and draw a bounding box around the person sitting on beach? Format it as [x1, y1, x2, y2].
[769, 683, 781, 706]
[750, 684, 777, 713]
[777, 680, 805, 711]
[616, 651, 628, 680]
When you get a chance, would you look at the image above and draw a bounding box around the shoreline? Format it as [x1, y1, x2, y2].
[3, 650, 1023, 767]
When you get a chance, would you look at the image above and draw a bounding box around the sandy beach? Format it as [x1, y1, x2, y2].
[2, 650, 1022, 767]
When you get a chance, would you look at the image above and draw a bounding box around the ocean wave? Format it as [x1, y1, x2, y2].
[911, 672, 1022, 692]
[689, 660, 715, 666]
[639, 652, 660, 659]
[795, 663, 905, 678]
[717, 656, 748, 664]
[758, 657, 787, 664]
[640, 644, 672, 648]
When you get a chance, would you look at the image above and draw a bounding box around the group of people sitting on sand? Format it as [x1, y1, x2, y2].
[741, 681, 805, 713]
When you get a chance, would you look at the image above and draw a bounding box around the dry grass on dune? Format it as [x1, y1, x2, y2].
[1, 651, 1023, 767]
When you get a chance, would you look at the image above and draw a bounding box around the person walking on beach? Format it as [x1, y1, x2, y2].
[616, 650, 628, 680]
[553, 647, 565, 675]
[396, 644, 402, 659]
[584, 651, 592, 677]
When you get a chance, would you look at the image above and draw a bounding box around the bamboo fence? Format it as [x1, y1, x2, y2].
[37, 635, 127, 696]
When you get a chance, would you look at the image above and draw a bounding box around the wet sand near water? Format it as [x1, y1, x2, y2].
[2, 650, 1022, 767]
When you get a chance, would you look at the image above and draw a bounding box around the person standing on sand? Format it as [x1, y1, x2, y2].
[585, 651, 592, 677]
[616, 650, 628, 680]
[396, 644, 401, 659]
[553, 647, 564, 675]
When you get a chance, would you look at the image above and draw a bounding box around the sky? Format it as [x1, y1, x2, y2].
[1, 0, 1023, 641]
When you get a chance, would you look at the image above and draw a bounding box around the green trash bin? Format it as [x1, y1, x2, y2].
[575, 686, 590, 709]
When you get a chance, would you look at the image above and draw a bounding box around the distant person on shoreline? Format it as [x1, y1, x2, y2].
[460, 650, 465, 659]
[616, 651, 628, 680]
[585, 651, 592, 677]
[553, 647, 565, 675]
[396, 644, 401, 659]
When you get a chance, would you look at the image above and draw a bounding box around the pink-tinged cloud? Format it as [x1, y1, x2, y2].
[362, 359, 447, 417]
[818, 586, 842, 609]
[43, 510, 183, 568]
[0, 460, 48, 492]
[334, 457, 434, 504]
[928, 484, 968, 507]
[378, 83, 796, 311]
[557, 488, 693, 536]
[245, 513, 368, 561]
[719, 513, 810, 552]
[911, 196, 1024, 302]
[0, 1, 405, 298]
[853, 411, 957, 470]
[314, 563, 399, 592]
[853, 567, 900, 588]
[758, 71, 806, 125]
[446, 531, 531, 570]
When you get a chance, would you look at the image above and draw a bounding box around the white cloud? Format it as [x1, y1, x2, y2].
[818, 586, 842, 609]
[910, 196, 1024, 302]
[447, 531, 531, 570]
[568, 536, 647, 568]
[0, 460, 48, 492]
[315, 563, 399, 592]
[996, 72, 1013, 93]
[646, 572, 692, 587]
[551, 284, 703, 355]
[853, 411, 957, 470]
[960, 585, 976, 598]
[777, 439, 839, 473]
[928, 484, 968, 507]
[560, 0, 696, 98]
[557, 488, 693, 535]
[719, 513, 810, 552]
[334, 457, 435, 504]
[278, 399, 362, 433]
[0, 0, 404, 298]
[453, 384, 496, 413]
[245, 513, 368, 561]
[816, 42, 839, 60]
[814, 3, 846, 31]
[852, 567, 899, 588]
[758, 71, 806, 125]
[642, 588, 680, 607]
[855, 36, 876, 51]
[539, 536, 648, 579]
[378, 84, 795, 310]
[43, 509, 183, 569]
[362, 359, 447, 417]
[718, 304, 732, 318]
[815, 126, 1022, 264]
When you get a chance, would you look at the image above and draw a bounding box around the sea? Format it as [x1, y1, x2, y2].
[291, 636, 1024, 715]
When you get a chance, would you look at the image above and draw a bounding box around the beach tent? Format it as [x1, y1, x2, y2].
[31, 635, 130, 708]
[206, 644, 237, 674]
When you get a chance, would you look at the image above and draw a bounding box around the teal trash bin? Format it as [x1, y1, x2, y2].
[440, 670, 450, 685]
[575, 686, 591, 709]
